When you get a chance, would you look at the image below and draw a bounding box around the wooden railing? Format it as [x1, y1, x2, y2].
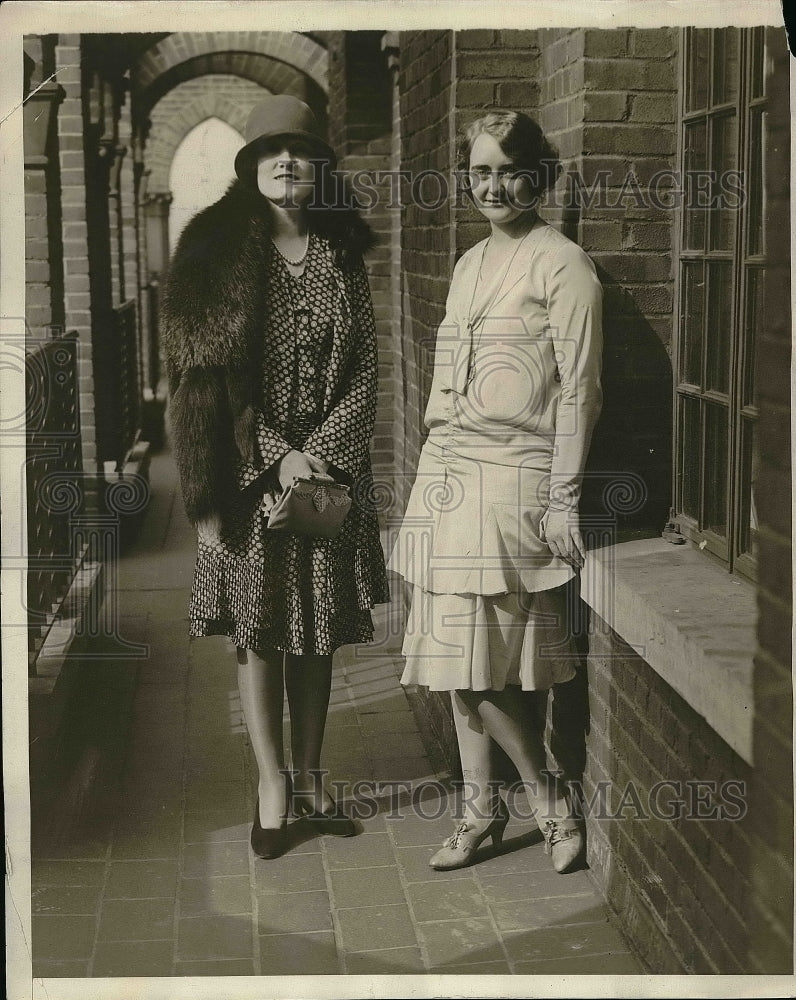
[25, 332, 84, 662]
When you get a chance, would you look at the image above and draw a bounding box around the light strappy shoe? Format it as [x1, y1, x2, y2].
[543, 817, 586, 873]
[429, 800, 509, 871]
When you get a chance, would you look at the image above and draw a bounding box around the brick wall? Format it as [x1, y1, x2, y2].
[745, 26, 793, 974]
[584, 620, 754, 973]
[454, 29, 541, 257]
[571, 28, 677, 532]
[55, 33, 98, 484]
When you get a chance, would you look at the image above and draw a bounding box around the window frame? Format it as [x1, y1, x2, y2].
[672, 26, 765, 581]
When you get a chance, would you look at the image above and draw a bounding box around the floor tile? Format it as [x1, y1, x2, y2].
[32, 859, 106, 887]
[344, 946, 426, 974]
[183, 810, 250, 844]
[386, 811, 467, 848]
[501, 920, 632, 962]
[371, 755, 435, 781]
[98, 897, 175, 941]
[336, 903, 417, 953]
[405, 878, 489, 922]
[513, 951, 643, 974]
[92, 939, 174, 977]
[31, 884, 102, 915]
[359, 711, 419, 736]
[436, 959, 513, 974]
[259, 930, 341, 975]
[479, 868, 595, 902]
[416, 917, 504, 968]
[328, 865, 405, 908]
[257, 890, 333, 934]
[32, 915, 96, 961]
[322, 831, 396, 870]
[490, 895, 609, 932]
[175, 959, 255, 976]
[395, 845, 472, 883]
[31, 959, 91, 978]
[105, 859, 179, 899]
[254, 852, 326, 894]
[182, 841, 250, 878]
[180, 875, 252, 916]
[177, 914, 253, 962]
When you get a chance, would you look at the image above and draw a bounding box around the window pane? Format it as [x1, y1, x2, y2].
[680, 261, 705, 385]
[705, 260, 732, 395]
[746, 107, 766, 257]
[679, 395, 700, 520]
[683, 120, 707, 251]
[704, 402, 729, 536]
[713, 28, 740, 105]
[749, 26, 766, 100]
[709, 113, 738, 251]
[738, 417, 759, 558]
[743, 267, 763, 408]
[686, 29, 711, 112]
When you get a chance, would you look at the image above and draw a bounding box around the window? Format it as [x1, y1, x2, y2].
[674, 27, 767, 577]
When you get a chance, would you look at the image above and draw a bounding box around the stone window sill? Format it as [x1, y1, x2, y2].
[580, 537, 757, 765]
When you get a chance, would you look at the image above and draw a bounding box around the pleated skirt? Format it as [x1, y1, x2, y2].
[390, 436, 579, 692]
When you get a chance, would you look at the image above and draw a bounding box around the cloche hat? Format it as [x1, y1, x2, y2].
[234, 95, 335, 179]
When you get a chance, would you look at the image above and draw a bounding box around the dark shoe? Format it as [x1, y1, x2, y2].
[543, 817, 586, 873]
[251, 781, 290, 860]
[292, 792, 356, 837]
[429, 800, 509, 871]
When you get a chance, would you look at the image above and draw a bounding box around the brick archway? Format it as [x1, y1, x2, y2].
[136, 31, 327, 88]
[146, 75, 269, 192]
[134, 32, 327, 116]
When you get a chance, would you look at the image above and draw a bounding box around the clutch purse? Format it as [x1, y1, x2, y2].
[265, 475, 352, 539]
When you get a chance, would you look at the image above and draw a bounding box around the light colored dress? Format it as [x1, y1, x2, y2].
[390, 218, 603, 691]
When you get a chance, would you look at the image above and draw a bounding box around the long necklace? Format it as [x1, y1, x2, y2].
[272, 232, 309, 267]
[464, 227, 534, 388]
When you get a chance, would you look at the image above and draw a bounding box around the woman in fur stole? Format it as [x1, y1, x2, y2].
[162, 96, 389, 859]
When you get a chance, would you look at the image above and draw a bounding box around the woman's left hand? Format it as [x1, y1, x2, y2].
[541, 509, 586, 569]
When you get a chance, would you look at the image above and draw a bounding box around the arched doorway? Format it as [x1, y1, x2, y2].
[168, 117, 245, 251]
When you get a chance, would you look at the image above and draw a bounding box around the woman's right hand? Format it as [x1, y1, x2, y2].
[277, 449, 315, 490]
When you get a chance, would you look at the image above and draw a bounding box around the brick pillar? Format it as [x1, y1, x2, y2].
[325, 31, 396, 524]
[746, 25, 793, 975]
[119, 91, 138, 309]
[382, 34, 406, 514]
[55, 33, 98, 484]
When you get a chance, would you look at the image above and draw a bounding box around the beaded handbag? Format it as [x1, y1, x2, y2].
[265, 475, 352, 539]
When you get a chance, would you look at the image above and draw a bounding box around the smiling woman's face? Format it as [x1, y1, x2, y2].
[468, 131, 536, 226]
[256, 137, 319, 206]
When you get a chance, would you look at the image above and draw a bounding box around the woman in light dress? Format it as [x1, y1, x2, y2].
[391, 110, 602, 872]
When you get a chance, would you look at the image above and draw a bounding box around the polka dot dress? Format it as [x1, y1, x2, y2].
[188, 235, 389, 655]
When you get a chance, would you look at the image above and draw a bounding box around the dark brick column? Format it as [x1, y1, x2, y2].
[746, 25, 793, 975]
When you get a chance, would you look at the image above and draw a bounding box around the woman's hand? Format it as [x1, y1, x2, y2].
[277, 449, 315, 490]
[197, 513, 222, 542]
[541, 508, 586, 569]
[304, 452, 334, 480]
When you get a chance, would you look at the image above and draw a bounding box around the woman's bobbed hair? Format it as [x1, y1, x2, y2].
[457, 110, 562, 202]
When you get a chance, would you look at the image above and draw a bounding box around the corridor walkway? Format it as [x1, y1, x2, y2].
[31, 448, 642, 979]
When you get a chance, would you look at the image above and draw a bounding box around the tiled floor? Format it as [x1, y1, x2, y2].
[30, 448, 643, 978]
